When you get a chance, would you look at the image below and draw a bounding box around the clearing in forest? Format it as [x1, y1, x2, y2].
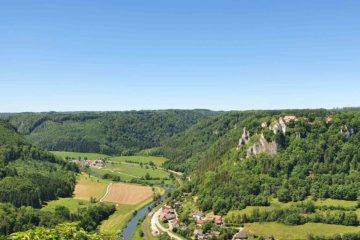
[103, 182, 153, 204]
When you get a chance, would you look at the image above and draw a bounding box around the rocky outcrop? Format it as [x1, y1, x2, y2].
[247, 134, 277, 158]
[340, 125, 354, 137]
[237, 128, 250, 150]
[270, 116, 297, 134]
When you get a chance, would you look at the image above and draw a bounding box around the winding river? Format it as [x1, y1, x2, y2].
[118, 186, 174, 240]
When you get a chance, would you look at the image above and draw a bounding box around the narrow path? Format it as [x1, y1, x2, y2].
[99, 182, 112, 202]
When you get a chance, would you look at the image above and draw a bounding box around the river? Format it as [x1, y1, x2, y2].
[118, 186, 173, 240]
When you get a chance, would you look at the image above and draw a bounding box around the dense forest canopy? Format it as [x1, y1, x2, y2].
[0, 110, 219, 155]
[0, 120, 78, 208]
[161, 109, 360, 215]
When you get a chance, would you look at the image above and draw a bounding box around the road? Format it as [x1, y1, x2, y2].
[150, 207, 183, 240]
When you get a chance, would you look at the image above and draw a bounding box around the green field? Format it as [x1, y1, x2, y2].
[314, 198, 358, 208]
[100, 196, 153, 235]
[42, 198, 95, 213]
[89, 160, 171, 185]
[51, 151, 109, 160]
[244, 222, 360, 240]
[108, 155, 168, 167]
[227, 198, 358, 220]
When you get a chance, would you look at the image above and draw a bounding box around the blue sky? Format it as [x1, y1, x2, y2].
[0, 0, 359, 112]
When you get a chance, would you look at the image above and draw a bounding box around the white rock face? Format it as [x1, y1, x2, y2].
[237, 128, 250, 150]
[247, 134, 277, 158]
[270, 116, 296, 134]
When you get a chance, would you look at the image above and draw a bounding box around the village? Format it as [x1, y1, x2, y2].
[151, 192, 249, 240]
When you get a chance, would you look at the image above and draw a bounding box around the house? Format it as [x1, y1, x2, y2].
[326, 117, 334, 124]
[192, 212, 205, 220]
[182, 192, 190, 197]
[232, 231, 248, 240]
[211, 231, 220, 237]
[196, 219, 206, 226]
[160, 206, 176, 222]
[160, 213, 176, 222]
[213, 215, 223, 225]
[194, 229, 204, 237]
[173, 201, 182, 209]
[162, 206, 174, 214]
[169, 219, 180, 229]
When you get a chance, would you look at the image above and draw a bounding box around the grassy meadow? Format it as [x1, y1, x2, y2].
[42, 198, 95, 213]
[108, 155, 167, 167]
[51, 151, 109, 160]
[244, 222, 360, 240]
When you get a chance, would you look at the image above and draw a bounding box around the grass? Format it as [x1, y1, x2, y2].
[227, 198, 358, 220]
[244, 222, 360, 240]
[131, 224, 144, 240]
[100, 197, 153, 235]
[108, 155, 167, 167]
[90, 161, 170, 184]
[314, 198, 358, 208]
[42, 198, 95, 213]
[101, 186, 165, 235]
[51, 151, 109, 160]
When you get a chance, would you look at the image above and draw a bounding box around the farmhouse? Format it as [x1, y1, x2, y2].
[194, 229, 204, 238]
[213, 215, 223, 225]
[160, 206, 176, 222]
[169, 219, 180, 229]
[192, 212, 205, 220]
[196, 219, 206, 226]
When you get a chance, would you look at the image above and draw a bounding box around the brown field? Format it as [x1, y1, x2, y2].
[103, 183, 153, 204]
[73, 175, 109, 201]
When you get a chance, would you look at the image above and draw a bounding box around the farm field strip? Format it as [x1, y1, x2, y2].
[103, 182, 153, 205]
[73, 174, 110, 201]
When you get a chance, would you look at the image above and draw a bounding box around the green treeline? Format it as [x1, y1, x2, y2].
[0, 110, 218, 155]
[0, 203, 115, 236]
[0, 120, 78, 208]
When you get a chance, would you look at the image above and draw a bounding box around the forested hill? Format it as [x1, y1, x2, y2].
[0, 110, 219, 155]
[160, 109, 360, 214]
[0, 119, 78, 208]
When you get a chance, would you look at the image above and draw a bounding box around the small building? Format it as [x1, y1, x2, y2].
[211, 231, 221, 237]
[173, 201, 182, 209]
[232, 231, 248, 240]
[326, 117, 334, 124]
[182, 192, 190, 197]
[160, 206, 176, 222]
[213, 215, 223, 225]
[169, 219, 180, 229]
[194, 229, 204, 237]
[192, 212, 205, 220]
[196, 219, 206, 226]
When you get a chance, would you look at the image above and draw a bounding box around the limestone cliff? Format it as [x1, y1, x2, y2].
[247, 134, 277, 158]
[236, 128, 250, 150]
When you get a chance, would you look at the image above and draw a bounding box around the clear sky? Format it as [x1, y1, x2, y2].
[0, 0, 359, 112]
